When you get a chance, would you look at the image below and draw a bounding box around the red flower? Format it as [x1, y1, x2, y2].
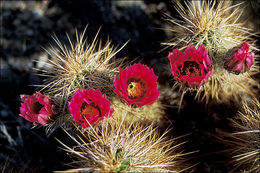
[224, 42, 254, 74]
[68, 89, 113, 129]
[168, 45, 213, 87]
[114, 63, 160, 107]
[19, 92, 55, 125]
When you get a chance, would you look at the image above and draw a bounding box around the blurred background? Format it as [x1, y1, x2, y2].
[0, 0, 259, 172]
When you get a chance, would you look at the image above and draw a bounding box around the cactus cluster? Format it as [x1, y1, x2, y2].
[17, 0, 259, 172]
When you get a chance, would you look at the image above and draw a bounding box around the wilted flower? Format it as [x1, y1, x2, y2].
[114, 63, 160, 107]
[68, 89, 113, 129]
[224, 42, 254, 74]
[19, 92, 55, 125]
[168, 45, 213, 87]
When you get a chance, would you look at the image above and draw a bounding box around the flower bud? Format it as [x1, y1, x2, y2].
[224, 42, 254, 74]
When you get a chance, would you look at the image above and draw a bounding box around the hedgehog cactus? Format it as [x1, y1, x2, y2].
[56, 117, 187, 172]
[217, 99, 260, 172]
[35, 27, 126, 109]
[163, 0, 258, 106]
[15, 1, 259, 172]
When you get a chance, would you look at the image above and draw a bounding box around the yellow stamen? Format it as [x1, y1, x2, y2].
[127, 81, 146, 99]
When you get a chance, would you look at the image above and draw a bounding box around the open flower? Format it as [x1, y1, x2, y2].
[68, 89, 113, 129]
[114, 63, 160, 107]
[19, 92, 55, 125]
[168, 45, 213, 87]
[224, 42, 254, 74]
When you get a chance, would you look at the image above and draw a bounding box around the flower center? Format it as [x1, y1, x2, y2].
[32, 101, 44, 114]
[127, 78, 146, 99]
[180, 61, 201, 77]
[80, 102, 101, 118]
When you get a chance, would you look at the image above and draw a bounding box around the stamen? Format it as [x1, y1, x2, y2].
[80, 102, 101, 118]
[127, 78, 147, 99]
[180, 61, 201, 77]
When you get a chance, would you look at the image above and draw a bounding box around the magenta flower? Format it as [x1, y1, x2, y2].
[168, 45, 213, 87]
[68, 89, 113, 129]
[224, 42, 254, 74]
[114, 63, 160, 108]
[19, 92, 55, 125]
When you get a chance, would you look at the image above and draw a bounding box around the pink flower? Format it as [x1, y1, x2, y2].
[224, 42, 254, 74]
[168, 45, 213, 87]
[68, 89, 113, 129]
[114, 63, 160, 107]
[19, 92, 55, 125]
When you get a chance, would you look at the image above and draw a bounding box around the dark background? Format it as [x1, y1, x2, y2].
[1, 0, 259, 172]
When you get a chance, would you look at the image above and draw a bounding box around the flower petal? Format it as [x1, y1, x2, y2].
[168, 45, 213, 87]
[69, 89, 113, 129]
[114, 63, 160, 107]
